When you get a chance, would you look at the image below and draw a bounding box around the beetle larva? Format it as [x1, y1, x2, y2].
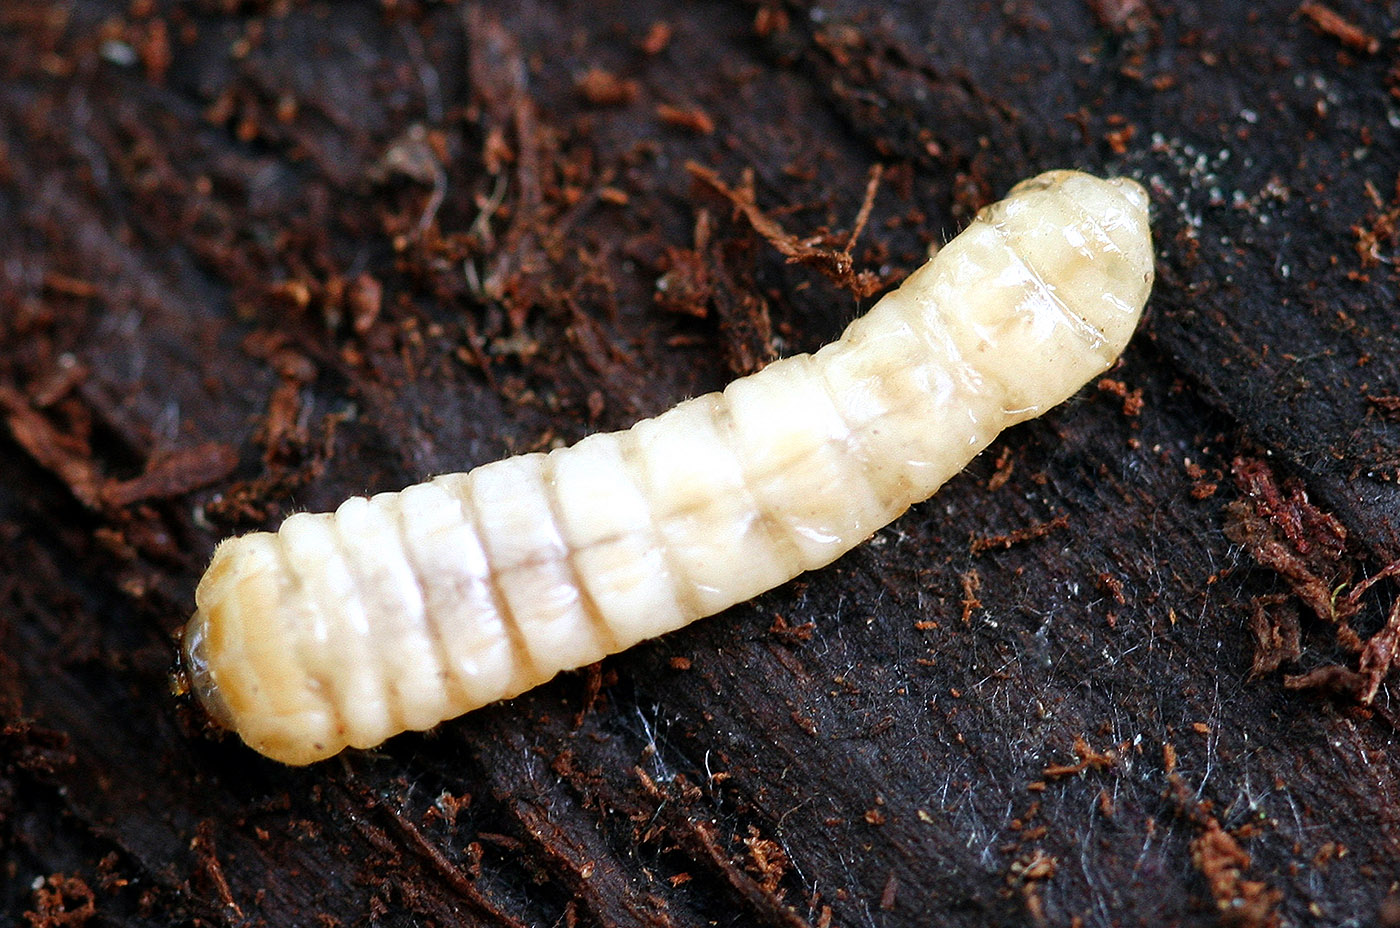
[181, 170, 1153, 765]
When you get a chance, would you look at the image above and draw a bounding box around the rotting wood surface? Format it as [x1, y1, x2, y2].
[2, 2, 1399, 926]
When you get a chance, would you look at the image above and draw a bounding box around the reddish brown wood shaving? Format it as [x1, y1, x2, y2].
[687, 163, 884, 297]
[878, 873, 898, 910]
[0, 384, 102, 508]
[1190, 819, 1282, 928]
[741, 826, 789, 895]
[1355, 600, 1400, 703]
[348, 273, 384, 334]
[101, 442, 239, 509]
[1246, 595, 1302, 676]
[1229, 456, 1400, 702]
[640, 21, 672, 55]
[969, 513, 1070, 555]
[1096, 377, 1145, 416]
[23, 874, 97, 928]
[372, 791, 529, 928]
[1365, 392, 1400, 420]
[577, 68, 640, 107]
[41, 272, 99, 299]
[1353, 178, 1400, 267]
[960, 569, 981, 624]
[654, 245, 713, 317]
[1008, 850, 1057, 926]
[1225, 457, 1349, 623]
[753, 5, 790, 37]
[190, 821, 244, 920]
[1298, 1, 1380, 54]
[843, 164, 883, 261]
[657, 103, 715, 135]
[1042, 735, 1115, 778]
[987, 446, 1015, 490]
[1087, 0, 1154, 33]
[632, 769, 810, 928]
[768, 613, 815, 643]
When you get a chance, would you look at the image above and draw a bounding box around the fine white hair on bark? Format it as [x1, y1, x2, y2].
[181, 170, 1154, 765]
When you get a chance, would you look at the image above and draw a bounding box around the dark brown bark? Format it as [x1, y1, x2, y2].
[3, 1, 1399, 925]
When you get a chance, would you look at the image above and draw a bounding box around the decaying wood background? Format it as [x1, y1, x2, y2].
[3, 1, 1400, 925]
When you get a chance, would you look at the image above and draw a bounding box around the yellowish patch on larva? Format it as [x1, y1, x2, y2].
[181, 170, 1154, 765]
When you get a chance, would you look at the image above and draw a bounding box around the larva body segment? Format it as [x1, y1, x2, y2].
[182, 170, 1154, 765]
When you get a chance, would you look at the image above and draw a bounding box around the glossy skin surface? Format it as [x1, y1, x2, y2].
[182, 170, 1154, 765]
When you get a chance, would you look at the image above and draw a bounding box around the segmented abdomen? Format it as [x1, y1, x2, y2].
[182, 170, 1154, 764]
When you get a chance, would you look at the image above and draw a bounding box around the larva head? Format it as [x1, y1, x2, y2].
[908, 170, 1153, 419]
[181, 532, 345, 765]
[178, 607, 235, 729]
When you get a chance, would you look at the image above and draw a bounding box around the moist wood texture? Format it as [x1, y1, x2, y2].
[1, 2, 1398, 926]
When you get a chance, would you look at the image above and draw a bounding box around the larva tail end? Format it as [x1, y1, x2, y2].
[1007, 169, 1147, 212]
[1105, 174, 1150, 216]
[906, 169, 1152, 420]
[997, 170, 1151, 361]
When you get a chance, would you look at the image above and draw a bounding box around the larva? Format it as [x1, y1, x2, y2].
[181, 170, 1154, 765]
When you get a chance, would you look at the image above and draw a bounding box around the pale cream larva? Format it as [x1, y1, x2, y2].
[181, 170, 1154, 765]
